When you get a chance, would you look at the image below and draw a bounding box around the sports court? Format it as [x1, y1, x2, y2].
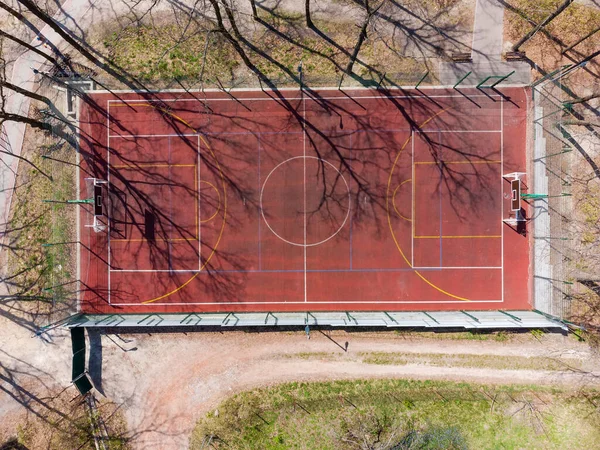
[78, 87, 530, 314]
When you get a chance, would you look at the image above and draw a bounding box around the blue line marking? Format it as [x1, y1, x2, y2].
[439, 131, 443, 268]
[349, 133, 353, 270]
[194, 267, 441, 274]
[258, 134, 262, 271]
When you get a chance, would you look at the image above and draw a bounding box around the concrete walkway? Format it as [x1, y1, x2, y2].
[0, 0, 76, 257]
[439, 0, 531, 86]
[472, 0, 505, 62]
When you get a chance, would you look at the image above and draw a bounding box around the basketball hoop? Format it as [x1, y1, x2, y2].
[84, 178, 108, 233]
[503, 172, 527, 224]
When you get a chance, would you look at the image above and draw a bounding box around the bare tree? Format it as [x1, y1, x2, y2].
[305, 0, 314, 28]
[345, 0, 385, 75]
[512, 0, 574, 51]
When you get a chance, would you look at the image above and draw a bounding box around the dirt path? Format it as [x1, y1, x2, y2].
[1, 323, 599, 449]
[93, 330, 599, 449]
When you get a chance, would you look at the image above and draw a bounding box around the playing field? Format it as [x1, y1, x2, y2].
[78, 87, 530, 314]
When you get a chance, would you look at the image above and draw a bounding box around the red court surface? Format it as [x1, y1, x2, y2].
[78, 87, 531, 314]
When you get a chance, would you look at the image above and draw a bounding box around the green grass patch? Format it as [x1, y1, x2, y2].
[6, 138, 76, 306]
[393, 330, 513, 341]
[191, 379, 600, 449]
[360, 351, 580, 371]
[102, 24, 239, 83]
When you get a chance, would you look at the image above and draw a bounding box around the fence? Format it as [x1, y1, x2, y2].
[531, 67, 578, 321]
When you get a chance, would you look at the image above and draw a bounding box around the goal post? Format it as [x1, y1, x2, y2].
[503, 172, 526, 226]
[84, 178, 108, 233]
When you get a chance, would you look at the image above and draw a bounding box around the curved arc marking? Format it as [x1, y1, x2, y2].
[141, 121, 227, 304]
[386, 107, 469, 302]
[199, 180, 221, 223]
[260, 156, 352, 247]
[392, 179, 412, 222]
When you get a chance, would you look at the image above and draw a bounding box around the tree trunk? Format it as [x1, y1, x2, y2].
[249, 0, 258, 20]
[345, 20, 369, 75]
[569, 93, 600, 105]
[513, 0, 574, 51]
[1, 0, 143, 92]
[563, 120, 600, 128]
[0, 79, 74, 129]
[305, 0, 313, 28]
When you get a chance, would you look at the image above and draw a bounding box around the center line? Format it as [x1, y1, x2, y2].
[302, 89, 307, 303]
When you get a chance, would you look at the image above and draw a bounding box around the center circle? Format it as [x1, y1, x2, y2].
[260, 156, 351, 247]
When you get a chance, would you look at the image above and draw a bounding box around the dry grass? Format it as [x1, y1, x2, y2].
[505, 0, 600, 77]
[279, 349, 588, 371]
[4, 97, 77, 325]
[101, 24, 239, 84]
[3, 390, 130, 450]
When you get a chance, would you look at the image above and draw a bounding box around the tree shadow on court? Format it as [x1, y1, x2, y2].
[72, 0, 505, 304]
[1, 0, 525, 314]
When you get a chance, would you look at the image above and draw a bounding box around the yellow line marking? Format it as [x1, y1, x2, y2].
[142, 133, 227, 304]
[111, 102, 197, 131]
[413, 160, 502, 165]
[112, 238, 198, 242]
[412, 157, 416, 238]
[392, 179, 412, 222]
[110, 101, 228, 304]
[199, 181, 222, 223]
[386, 108, 469, 302]
[195, 164, 199, 240]
[415, 235, 502, 239]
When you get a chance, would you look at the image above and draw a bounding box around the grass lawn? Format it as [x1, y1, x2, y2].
[191, 379, 600, 449]
[6, 124, 76, 317]
[97, 3, 478, 89]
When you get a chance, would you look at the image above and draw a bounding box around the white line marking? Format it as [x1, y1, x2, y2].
[111, 299, 504, 305]
[107, 101, 111, 305]
[107, 130, 503, 139]
[92, 85, 524, 94]
[303, 92, 307, 303]
[75, 103, 82, 312]
[501, 99, 505, 304]
[104, 93, 502, 104]
[197, 135, 202, 272]
[109, 266, 503, 272]
[411, 130, 415, 268]
[259, 156, 351, 247]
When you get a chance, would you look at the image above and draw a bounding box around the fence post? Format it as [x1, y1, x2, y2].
[453, 71, 472, 89]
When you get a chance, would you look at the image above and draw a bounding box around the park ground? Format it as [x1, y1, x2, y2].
[1, 324, 600, 449]
[1, 0, 599, 448]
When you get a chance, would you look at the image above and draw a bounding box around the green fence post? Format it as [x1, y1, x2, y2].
[423, 311, 439, 324]
[499, 310, 522, 322]
[338, 72, 345, 90]
[491, 70, 515, 88]
[415, 71, 429, 89]
[461, 310, 480, 323]
[476, 75, 494, 89]
[530, 64, 572, 88]
[377, 72, 386, 89]
[384, 312, 397, 323]
[453, 71, 472, 89]
[522, 193, 571, 199]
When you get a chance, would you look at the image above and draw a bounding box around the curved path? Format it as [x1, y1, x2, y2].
[95, 331, 600, 449]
